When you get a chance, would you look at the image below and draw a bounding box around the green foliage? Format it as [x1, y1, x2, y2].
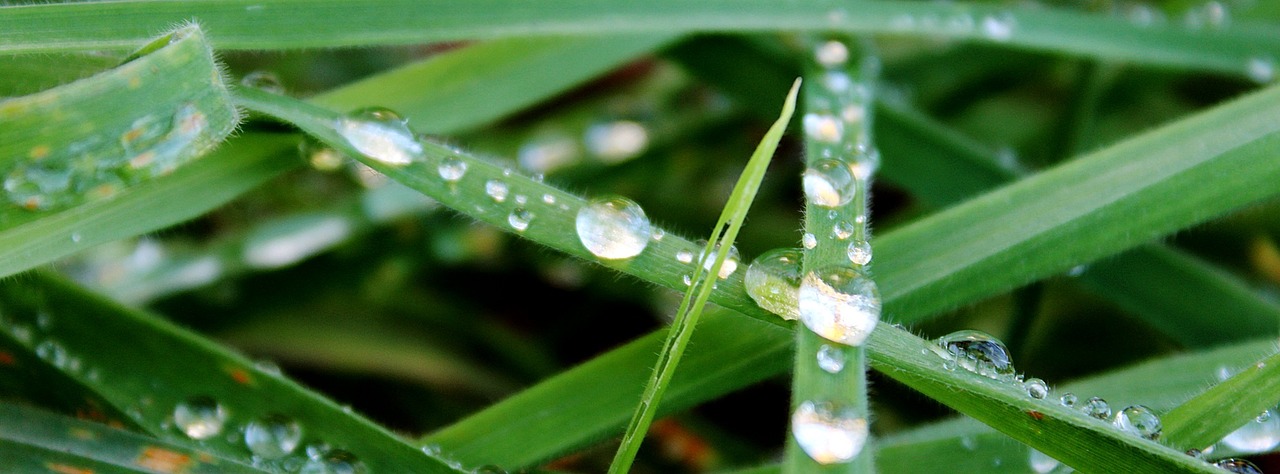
[4, 4, 1280, 474]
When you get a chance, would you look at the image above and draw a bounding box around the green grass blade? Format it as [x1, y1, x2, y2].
[0, 272, 464, 473]
[609, 78, 800, 474]
[0, 52, 119, 97]
[0, 402, 263, 473]
[1162, 350, 1280, 451]
[3, 1, 1279, 78]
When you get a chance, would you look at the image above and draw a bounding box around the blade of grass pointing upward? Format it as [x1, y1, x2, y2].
[608, 78, 801, 474]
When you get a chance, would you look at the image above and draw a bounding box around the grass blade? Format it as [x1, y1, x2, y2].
[609, 78, 800, 473]
[1162, 350, 1280, 451]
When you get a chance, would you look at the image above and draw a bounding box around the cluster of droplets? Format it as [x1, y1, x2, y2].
[885, 11, 1017, 41]
[0, 310, 88, 378]
[170, 397, 366, 473]
[5, 102, 213, 211]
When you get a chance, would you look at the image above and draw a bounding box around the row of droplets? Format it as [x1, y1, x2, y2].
[172, 396, 364, 473]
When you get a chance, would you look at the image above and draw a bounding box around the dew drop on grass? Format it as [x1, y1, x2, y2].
[173, 396, 227, 440]
[675, 249, 694, 264]
[244, 414, 303, 459]
[543, 193, 557, 205]
[803, 113, 845, 144]
[744, 248, 804, 320]
[697, 240, 740, 279]
[933, 330, 1015, 381]
[35, 340, 68, 368]
[1247, 56, 1275, 84]
[813, 40, 849, 68]
[300, 449, 365, 474]
[1113, 405, 1162, 440]
[802, 159, 856, 208]
[1222, 408, 1280, 453]
[575, 196, 651, 260]
[798, 267, 880, 346]
[240, 71, 285, 94]
[980, 12, 1016, 41]
[1024, 378, 1049, 400]
[650, 228, 664, 241]
[1060, 392, 1078, 408]
[1082, 397, 1112, 420]
[484, 180, 509, 203]
[832, 221, 855, 240]
[791, 400, 868, 464]
[507, 208, 532, 232]
[802, 233, 818, 249]
[437, 157, 468, 182]
[1214, 458, 1263, 474]
[847, 240, 872, 265]
[584, 121, 648, 163]
[816, 344, 845, 373]
[336, 107, 422, 166]
[243, 216, 352, 269]
[1028, 449, 1059, 473]
[472, 465, 507, 474]
[517, 133, 579, 174]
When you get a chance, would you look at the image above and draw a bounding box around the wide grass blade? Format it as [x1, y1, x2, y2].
[0, 272, 464, 473]
[3, 1, 1279, 78]
[0, 402, 263, 473]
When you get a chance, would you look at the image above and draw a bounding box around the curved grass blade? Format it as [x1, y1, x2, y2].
[0, 23, 253, 279]
[0, 272, 463, 473]
[609, 78, 799, 474]
[0, 402, 263, 474]
[3, 1, 1279, 78]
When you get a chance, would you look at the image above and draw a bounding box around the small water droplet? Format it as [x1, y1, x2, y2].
[803, 159, 856, 208]
[813, 40, 849, 68]
[650, 228, 665, 241]
[1222, 408, 1280, 453]
[1060, 392, 1078, 408]
[791, 400, 868, 464]
[508, 208, 532, 232]
[682, 274, 693, 286]
[244, 414, 303, 459]
[802, 233, 817, 249]
[1082, 397, 1111, 420]
[542, 193, 557, 205]
[1247, 56, 1275, 84]
[816, 344, 846, 373]
[980, 12, 1016, 41]
[575, 196, 651, 260]
[585, 121, 649, 163]
[832, 221, 855, 240]
[240, 71, 285, 94]
[932, 330, 1015, 381]
[745, 248, 804, 320]
[1024, 378, 1049, 400]
[1028, 448, 1059, 473]
[798, 267, 881, 346]
[697, 240, 740, 279]
[803, 113, 845, 144]
[1214, 458, 1263, 474]
[484, 180, 509, 203]
[35, 340, 68, 368]
[336, 107, 422, 166]
[518, 133, 579, 174]
[437, 157, 468, 182]
[1204, 1, 1229, 28]
[473, 465, 507, 474]
[675, 249, 694, 264]
[300, 449, 365, 474]
[960, 435, 977, 451]
[173, 396, 227, 440]
[514, 194, 527, 206]
[846, 240, 872, 265]
[1112, 405, 1162, 440]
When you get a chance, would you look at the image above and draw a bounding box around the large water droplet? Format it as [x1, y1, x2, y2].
[697, 240, 740, 279]
[1113, 405, 1162, 440]
[1082, 397, 1111, 420]
[846, 240, 872, 265]
[173, 396, 227, 440]
[802, 159, 856, 208]
[1060, 392, 1078, 408]
[803, 113, 845, 144]
[1214, 458, 1263, 474]
[816, 344, 846, 373]
[813, 40, 849, 68]
[744, 248, 804, 320]
[484, 180, 509, 203]
[584, 121, 648, 163]
[1028, 449, 1059, 473]
[933, 330, 1015, 381]
[791, 400, 868, 464]
[1222, 408, 1280, 453]
[244, 414, 303, 459]
[507, 208, 532, 232]
[300, 449, 365, 474]
[798, 267, 881, 346]
[1024, 378, 1049, 400]
[437, 157, 467, 182]
[336, 108, 422, 166]
[575, 196, 651, 260]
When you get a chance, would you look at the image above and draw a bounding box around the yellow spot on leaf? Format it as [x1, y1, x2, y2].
[46, 463, 94, 474]
[1251, 236, 1280, 285]
[136, 447, 191, 473]
[69, 427, 95, 440]
[128, 76, 142, 89]
[29, 145, 51, 159]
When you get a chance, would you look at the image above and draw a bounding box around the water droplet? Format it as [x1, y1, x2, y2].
[1222, 408, 1280, 452]
[173, 396, 227, 440]
[300, 449, 365, 474]
[484, 180, 509, 203]
[816, 344, 846, 373]
[514, 195, 528, 206]
[798, 267, 881, 346]
[1081, 397, 1111, 420]
[845, 240, 872, 265]
[981, 12, 1016, 41]
[791, 400, 868, 464]
[1214, 458, 1263, 474]
[336, 107, 422, 166]
[813, 40, 849, 68]
[243, 216, 352, 269]
[1028, 448, 1059, 473]
[508, 208, 532, 232]
[244, 414, 303, 459]
[436, 157, 468, 183]
[933, 330, 1015, 381]
[960, 435, 977, 451]
[803, 113, 844, 144]
[1113, 405, 1162, 440]
[542, 193, 557, 205]
[473, 465, 506, 474]
[802, 233, 817, 249]
[682, 274, 693, 286]
[697, 240, 740, 279]
[650, 228, 665, 241]
[832, 221, 855, 240]
[803, 159, 856, 208]
[1060, 392, 1078, 408]
[518, 134, 579, 174]
[35, 340, 68, 368]
[1204, 1, 1229, 28]
[821, 71, 853, 94]
[585, 121, 648, 163]
[675, 249, 695, 264]
[1247, 56, 1275, 84]
[575, 196, 651, 260]
[744, 248, 804, 320]
[240, 71, 285, 94]
[1024, 378, 1049, 400]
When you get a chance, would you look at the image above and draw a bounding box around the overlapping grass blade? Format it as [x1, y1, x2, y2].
[3, 1, 1279, 78]
[1162, 349, 1280, 451]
